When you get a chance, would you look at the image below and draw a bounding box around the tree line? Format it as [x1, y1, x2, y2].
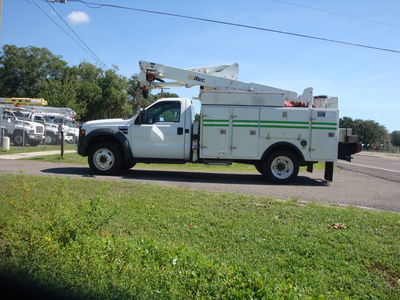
[0, 44, 177, 121]
[340, 117, 399, 151]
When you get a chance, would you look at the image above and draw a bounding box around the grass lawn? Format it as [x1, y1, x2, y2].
[25, 152, 327, 172]
[0, 144, 77, 155]
[0, 174, 399, 298]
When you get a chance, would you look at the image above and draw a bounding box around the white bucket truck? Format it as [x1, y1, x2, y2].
[0, 106, 45, 146]
[78, 61, 359, 183]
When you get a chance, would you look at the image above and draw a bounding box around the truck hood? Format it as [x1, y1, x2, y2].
[83, 118, 132, 132]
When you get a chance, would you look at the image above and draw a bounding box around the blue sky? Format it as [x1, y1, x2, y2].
[2, 0, 400, 131]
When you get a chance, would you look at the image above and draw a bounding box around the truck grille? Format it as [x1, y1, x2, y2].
[36, 126, 44, 134]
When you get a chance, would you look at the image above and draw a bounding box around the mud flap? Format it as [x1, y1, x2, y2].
[324, 162, 334, 181]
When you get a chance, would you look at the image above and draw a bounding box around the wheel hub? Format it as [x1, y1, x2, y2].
[271, 156, 294, 179]
[93, 148, 114, 171]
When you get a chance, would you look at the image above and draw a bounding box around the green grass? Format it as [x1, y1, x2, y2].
[25, 152, 327, 172]
[0, 174, 399, 299]
[0, 144, 77, 155]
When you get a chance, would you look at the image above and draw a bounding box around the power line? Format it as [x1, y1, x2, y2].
[46, 1, 109, 68]
[271, 0, 400, 28]
[70, 0, 400, 54]
[28, 0, 96, 60]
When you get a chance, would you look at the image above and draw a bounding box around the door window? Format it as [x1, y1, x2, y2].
[34, 116, 45, 123]
[146, 101, 181, 124]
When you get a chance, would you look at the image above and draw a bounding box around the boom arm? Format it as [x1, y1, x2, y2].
[0, 97, 48, 106]
[138, 61, 299, 100]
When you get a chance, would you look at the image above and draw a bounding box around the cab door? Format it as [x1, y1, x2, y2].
[130, 100, 186, 159]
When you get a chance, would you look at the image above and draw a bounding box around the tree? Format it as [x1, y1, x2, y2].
[98, 70, 132, 119]
[127, 75, 154, 113]
[340, 117, 389, 150]
[154, 91, 179, 99]
[391, 131, 400, 147]
[0, 44, 177, 122]
[127, 75, 179, 113]
[339, 116, 354, 129]
[70, 63, 132, 121]
[68, 63, 102, 121]
[38, 67, 89, 119]
[0, 44, 66, 97]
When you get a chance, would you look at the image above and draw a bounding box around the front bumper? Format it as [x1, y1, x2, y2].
[28, 134, 44, 141]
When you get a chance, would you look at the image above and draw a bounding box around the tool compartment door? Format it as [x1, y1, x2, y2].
[310, 109, 339, 161]
[231, 108, 259, 158]
[200, 106, 231, 158]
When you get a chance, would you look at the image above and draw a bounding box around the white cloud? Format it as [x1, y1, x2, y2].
[67, 11, 90, 24]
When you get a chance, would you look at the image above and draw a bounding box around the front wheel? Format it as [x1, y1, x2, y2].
[263, 150, 299, 183]
[88, 142, 122, 175]
[122, 162, 136, 170]
[12, 131, 25, 146]
[255, 162, 264, 175]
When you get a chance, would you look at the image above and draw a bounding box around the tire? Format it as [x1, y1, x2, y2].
[12, 130, 25, 146]
[263, 150, 299, 183]
[122, 162, 136, 170]
[28, 139, 41, 146]
[88, 142, 122, 175]
[45, 132, 56, 145]
[255, 162, 264, 175]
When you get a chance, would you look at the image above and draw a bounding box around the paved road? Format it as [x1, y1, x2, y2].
[337, 152, 400, 183]
[1, 158, 399, 212]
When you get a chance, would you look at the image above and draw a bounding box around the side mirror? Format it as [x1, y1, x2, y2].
[137, 110, 146, 125]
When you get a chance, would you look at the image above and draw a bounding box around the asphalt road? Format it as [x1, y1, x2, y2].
[1, 158, 399, 212]
[337, 152, 400, 183]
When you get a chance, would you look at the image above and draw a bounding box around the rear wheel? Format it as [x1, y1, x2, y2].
[263, 150, 299, 183]
[88, 142, 122, 175]
[45, 132, 56, 145]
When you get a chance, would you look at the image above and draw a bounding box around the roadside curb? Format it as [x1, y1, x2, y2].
[0, 150, 76, 160]
[356, 152, 400, 159]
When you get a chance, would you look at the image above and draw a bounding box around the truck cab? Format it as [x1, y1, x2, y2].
[78, 98, 193, 171]
[15, 111, 60, 145]
[131, 98, 192, 160]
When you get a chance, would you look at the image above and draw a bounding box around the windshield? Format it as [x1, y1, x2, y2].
[14, 111, 31, 120]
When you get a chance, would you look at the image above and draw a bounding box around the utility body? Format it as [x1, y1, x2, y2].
[78, 61, 359, 183]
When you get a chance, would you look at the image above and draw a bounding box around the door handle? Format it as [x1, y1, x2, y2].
[177, 127, 183, 135]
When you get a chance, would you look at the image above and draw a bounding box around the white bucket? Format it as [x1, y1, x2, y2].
[2, 136, 10, 151]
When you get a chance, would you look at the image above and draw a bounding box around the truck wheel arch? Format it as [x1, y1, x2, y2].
[261, 142, 305, 165]
[84, 129, 133, 165]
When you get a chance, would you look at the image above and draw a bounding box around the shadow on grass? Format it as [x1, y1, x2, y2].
[41, 167, 328, 187]
[0, 272, 83, 300]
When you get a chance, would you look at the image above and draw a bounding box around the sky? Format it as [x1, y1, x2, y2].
[2, 0, 400, 131]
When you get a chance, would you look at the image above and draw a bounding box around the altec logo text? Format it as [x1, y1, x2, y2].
[188, 75, 205, 83]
